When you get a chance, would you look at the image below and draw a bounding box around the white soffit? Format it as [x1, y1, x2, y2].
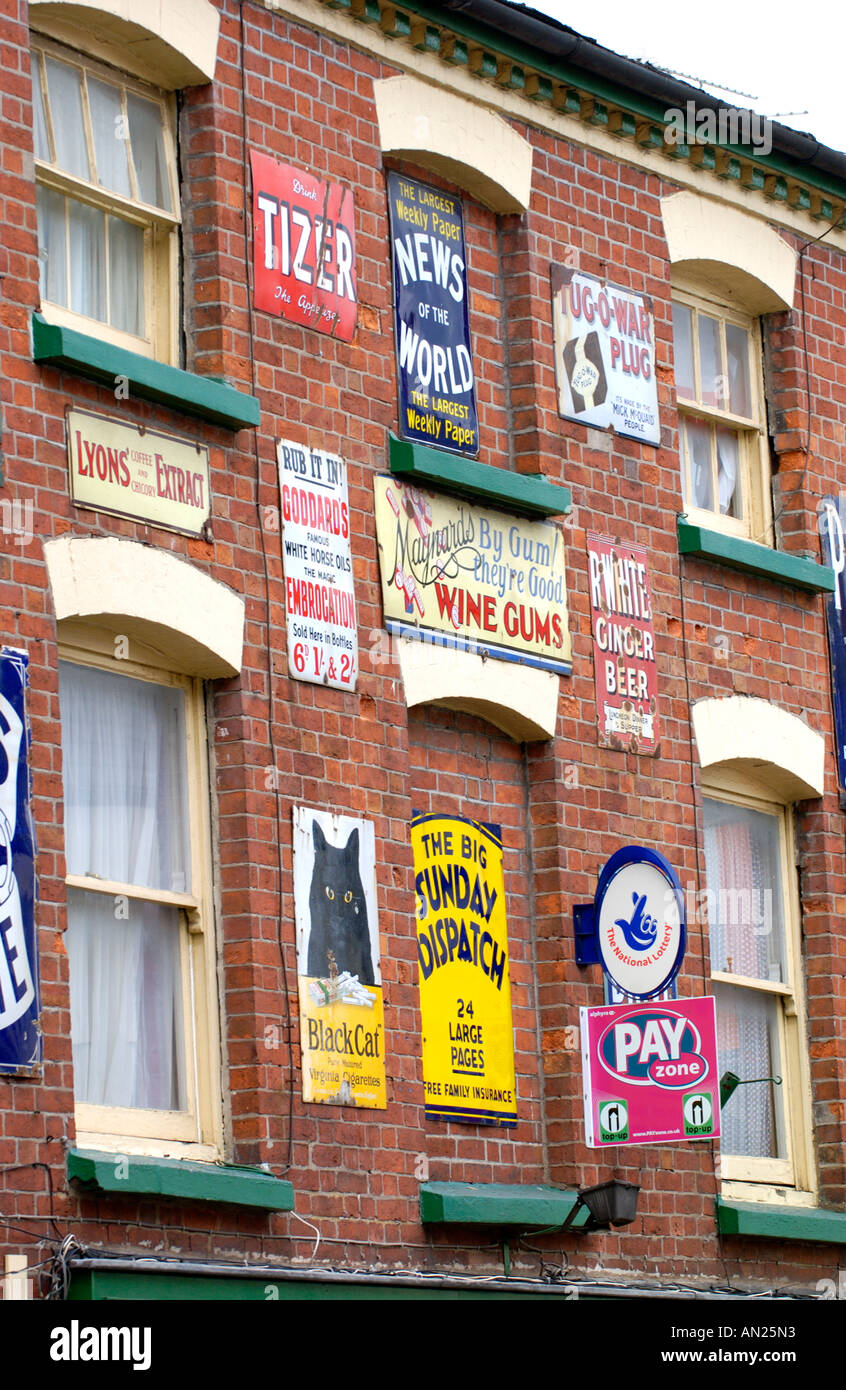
[692, 696, 824, 801]
[373, 75, 533, 213]
[45, 536, 245, 678]
[398, 638, 558, 741]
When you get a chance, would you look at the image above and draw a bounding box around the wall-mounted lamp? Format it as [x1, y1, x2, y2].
[562, 1179, 640, 1233]
[720, 1071, 782, 1109]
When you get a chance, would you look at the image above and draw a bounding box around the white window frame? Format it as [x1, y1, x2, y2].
[673, 286, 773, 548]
[703, 768, 815, 1199]
[32, 37, 179, 364]
[59, 630, 221, 1160]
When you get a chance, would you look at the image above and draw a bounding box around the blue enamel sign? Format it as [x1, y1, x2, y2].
[0, 648, 40, 1071]
[387, 171, 479, 458]
[819, 498, 846, 807]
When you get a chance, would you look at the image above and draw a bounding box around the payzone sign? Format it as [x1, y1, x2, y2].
[581, 997, 719, 1147]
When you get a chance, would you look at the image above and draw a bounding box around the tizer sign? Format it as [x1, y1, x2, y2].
[581, 997, 720, 1147]
[250, 151, 357, 340]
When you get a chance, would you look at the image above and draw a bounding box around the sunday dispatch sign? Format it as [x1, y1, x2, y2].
[387, 172, 478, 457]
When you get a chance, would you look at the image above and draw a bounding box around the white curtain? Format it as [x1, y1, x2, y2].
[59, 662, 190, 1111]
[704, 799, 786, 1158]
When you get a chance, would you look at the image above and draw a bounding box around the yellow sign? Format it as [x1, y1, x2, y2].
[293, 807, 387, 1109]
[374, 478, 571, 674]
[67, 408, 211, 536]
[411, 813, 517, 1126]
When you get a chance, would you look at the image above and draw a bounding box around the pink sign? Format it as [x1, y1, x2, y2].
[581, 997, 720, 1147]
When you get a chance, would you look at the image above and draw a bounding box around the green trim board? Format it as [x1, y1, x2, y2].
[420, 1180, 584, 1226]
[716, 1198, 846, 1245]
[389, 435, 571, 517]
[32, 316, 260, 431]
[67, 1148, 294, 1212]
[678, 519, 835, 593]
[67, 1267, 569, 1300]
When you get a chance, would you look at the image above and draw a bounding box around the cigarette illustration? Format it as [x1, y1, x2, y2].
[386, 487, 400, 518]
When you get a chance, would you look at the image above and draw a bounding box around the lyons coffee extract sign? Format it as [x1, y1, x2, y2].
[0, 649, 39, 1073]
[293, 807, 386, 1109]
[387, 171, 478, 457]
[250, 151, 357, 340]
[278, 438, 357, 692]
[412, 813, 517, 1127]
[581, 997, 720, 1147]
[374, 477, 571, 674]
[551, 266, 660, 444]
[587, 533, 659, 753]
[67, 409, 210, 536]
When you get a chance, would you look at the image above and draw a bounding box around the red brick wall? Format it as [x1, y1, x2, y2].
[0, 0, 843, 1295]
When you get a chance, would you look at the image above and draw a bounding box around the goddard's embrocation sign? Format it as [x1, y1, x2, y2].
[279, 438, 357, 692]
[67, 409, 210, 536]
[374, 477, 571, 674]
[551, 266, 660, 444]
[293, 807, 386, 1109]
[250, 151, 357, 340]
[587, 533, 659, 753]
[581, 997, 720, 1147]
[819, 497, 846, 806]
[387, 172, 478, 457]
[412, 813, 516, 1127]
[574, 845, 686, 1000]
[0, 649, 39, 1073]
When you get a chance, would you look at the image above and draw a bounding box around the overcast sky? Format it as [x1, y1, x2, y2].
[526, 0, 845, 157]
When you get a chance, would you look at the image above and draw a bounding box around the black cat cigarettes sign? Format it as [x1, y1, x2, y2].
[293, 807, 386, 1109]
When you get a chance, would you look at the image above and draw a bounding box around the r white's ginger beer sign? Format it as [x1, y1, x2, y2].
[587, 533, 659, 753]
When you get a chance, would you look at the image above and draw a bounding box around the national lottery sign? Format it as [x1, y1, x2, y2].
[250, 151, 357, 341]
[551, 265, 660, 445]
[387, 172, 478, 457]
[0, 649, 40, 1073]
[412, 813, 516, 1127]
[581, 997, 720, 1147]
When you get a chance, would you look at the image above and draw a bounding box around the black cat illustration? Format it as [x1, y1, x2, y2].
[306, 821, 375, 986]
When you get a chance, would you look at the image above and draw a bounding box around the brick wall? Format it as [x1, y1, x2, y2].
[0, 0, 844, 1295]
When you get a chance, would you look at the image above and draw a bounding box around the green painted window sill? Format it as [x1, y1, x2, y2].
[68, 1148, 294, 1212]
[389, 435, 571, 518]
[716, 1198, 846, 1244]
[420, 1180, 583, 1227]
[32, 315, 260, 431]
[678, 519, 834, 593]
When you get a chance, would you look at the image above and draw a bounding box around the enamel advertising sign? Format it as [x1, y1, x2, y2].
[581, 997, 720, 1147]
[278, 438, 357, 692]
[819, 498, 846, 807]
[293, 807, 386, 1109]
[67, 409, 210, 536]
[387, 172, 478, 456]
[587, 533, 659, 753]
[374, 477, 571, 674]
[250, 151, 357, 340]
[0, 649, 40, 1073]
[412, 813, 517, 1127]
[551, 266, 660, 444]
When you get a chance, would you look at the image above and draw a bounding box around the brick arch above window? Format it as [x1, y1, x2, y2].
[45, 536, 245, 678]
[692, 695, 824, 801]
[661, 190, 796, 314]
[373, 74, 532, 213]
[29, 0, 220, 88]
